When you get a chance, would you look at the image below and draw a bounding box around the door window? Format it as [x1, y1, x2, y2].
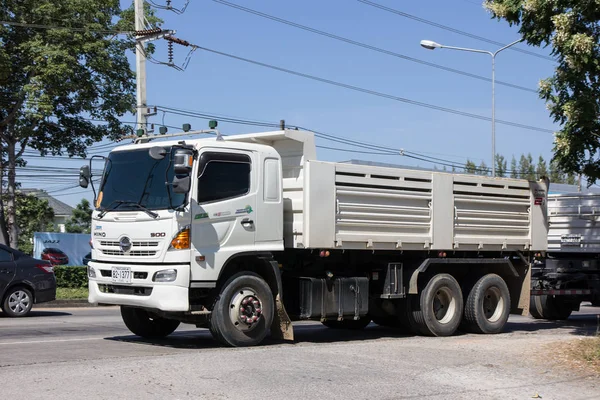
[197, 153, 251, 204]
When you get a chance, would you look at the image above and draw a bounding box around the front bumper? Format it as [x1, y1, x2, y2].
[87, 262, 191, 312]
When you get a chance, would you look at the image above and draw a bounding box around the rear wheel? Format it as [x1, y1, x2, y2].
[462, 274, 511, 334]
[410, 274, 463, 336]
[322, 318, 371, 330]
[209, 272, 274, 347]
[2, 287, 33, 317]
[530, 295, 572, 320]
[120, 306, 180, 338]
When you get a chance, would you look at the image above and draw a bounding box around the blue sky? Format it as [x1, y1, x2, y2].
[24, 0, 558, 207]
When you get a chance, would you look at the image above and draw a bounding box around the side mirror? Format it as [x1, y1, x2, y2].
[79, 165, 90, 188]
[173, 148, 194, 175]
[172, 176, 191, 194]
[149, 146, 167, 160]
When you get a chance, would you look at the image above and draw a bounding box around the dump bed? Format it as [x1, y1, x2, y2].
[224, 129, 548, 252]
[548, 193, 600, 253]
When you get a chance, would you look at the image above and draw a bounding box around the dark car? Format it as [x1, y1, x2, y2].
[41, 247, 69, 265]
[0, 244, 56, 317]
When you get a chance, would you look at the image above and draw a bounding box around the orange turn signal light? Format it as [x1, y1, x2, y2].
[170, 227, 190, 250]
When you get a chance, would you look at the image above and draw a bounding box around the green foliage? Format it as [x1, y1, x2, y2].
[495, 154, 507, 177]
[14, 193, 54, 254]
[53, 265, 88, 288]
[519, 153, 536, 181]
[66, 198, 92, 234]
[464, 159, 478, 174]
[56, 287, 88, 300]
[510, 156, 518, 178]
[536, 155, 548, 179]
[485, 0, 600, 184]
[0, 0, 161, 247]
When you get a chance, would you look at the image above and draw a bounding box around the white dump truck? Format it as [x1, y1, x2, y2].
[79, 128, 548, 346]
[530, 193, 600, 319]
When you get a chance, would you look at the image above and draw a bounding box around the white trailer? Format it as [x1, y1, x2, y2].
[80, 129, 548, 346]
[530, 193, 600, 319]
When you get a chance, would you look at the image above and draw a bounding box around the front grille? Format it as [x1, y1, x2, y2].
[98, 284, 152, 296]
[99, 270, 149, 280]
[100, 250, 157, 256]
[99, 241, 159, 247]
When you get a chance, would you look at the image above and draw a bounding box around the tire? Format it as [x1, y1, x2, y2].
[120, 306, 180, 338]
[462, 274, 511, 334]
[322, 318, 371, 330]
[410, 274, 463, 336]
[2, 286, 33, 317]
[530, 295, 572, 320]
[529, 295, 544, 319]
[209, 272, 274, 347]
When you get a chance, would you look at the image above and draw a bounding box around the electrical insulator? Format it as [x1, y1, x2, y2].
[166, 0, 172, 8]
[168, 41, 174, 64]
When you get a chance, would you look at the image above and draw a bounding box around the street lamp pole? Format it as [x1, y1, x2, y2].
[420, 39, 523, 177]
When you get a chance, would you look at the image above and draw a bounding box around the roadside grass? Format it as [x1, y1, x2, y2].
[568, 336, 600, 374]
[56, 287, 88, 300]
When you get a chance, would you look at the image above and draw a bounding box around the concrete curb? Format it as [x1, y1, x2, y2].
[36, 300, 100, 308]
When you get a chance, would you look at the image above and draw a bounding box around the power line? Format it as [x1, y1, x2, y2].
[357, 0, 555, 62]
[183, 44, 554, 133]
[211, 0, 537, 94]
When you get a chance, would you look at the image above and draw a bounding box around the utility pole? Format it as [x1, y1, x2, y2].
[135, 0, 147, 135]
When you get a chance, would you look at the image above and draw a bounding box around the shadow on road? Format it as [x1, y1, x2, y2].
[105, 323, 415, 349]
[505, 311, 600, 336]
[0, 310, 72, 318]
[104, 306, 600, 350]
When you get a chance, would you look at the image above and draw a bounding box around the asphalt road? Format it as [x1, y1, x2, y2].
[0, 306, 599, 400]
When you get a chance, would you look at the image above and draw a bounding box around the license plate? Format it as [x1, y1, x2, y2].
[111, 267, 132, 283]
[561, 234, 581, 245]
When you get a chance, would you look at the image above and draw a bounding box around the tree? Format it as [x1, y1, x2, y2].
[14, 193, 54, 254]
[495, 154, 507, 177]
[510, 156, 518, 178]
[0, 1, 161, 248]
[66, 199, 92, 234]
[464, 160, 478, 174]
[478, 161, 489, 176]
[485, 1, 600, 184]
[550, 159, 565, 183]
[536, 155, 548, 179]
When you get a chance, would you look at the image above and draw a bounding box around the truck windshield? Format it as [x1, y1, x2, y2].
[98, 147, 185, 211]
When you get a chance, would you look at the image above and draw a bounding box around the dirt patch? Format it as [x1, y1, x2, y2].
[545, 336, 600, 377]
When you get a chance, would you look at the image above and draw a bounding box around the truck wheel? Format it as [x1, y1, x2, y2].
[529, 295, 545, 319]
[322, 318, 371, 330]
[531, 295, 572, 320]
[462, 274, 511, 334]
[120, 306, 180, 338]
[410, 274, 463, 336]
[209, 272, 274, 347]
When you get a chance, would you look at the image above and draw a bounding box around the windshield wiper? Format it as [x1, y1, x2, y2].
[98, 200, 159, 219]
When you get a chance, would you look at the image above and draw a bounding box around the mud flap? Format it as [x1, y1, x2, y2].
[271, 293, 294, 341]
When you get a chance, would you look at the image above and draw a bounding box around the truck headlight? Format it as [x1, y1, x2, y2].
[88, 266, 96, 278]
[153, 269, 177, 282]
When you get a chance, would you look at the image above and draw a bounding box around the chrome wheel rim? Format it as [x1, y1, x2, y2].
[483, 286, 504, 322]
[8, 290, 31, 314]
[229, 289, 263, 332]
[433, 287, 456, 324]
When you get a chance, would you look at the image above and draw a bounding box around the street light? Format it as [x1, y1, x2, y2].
[420, 38, 524, 177]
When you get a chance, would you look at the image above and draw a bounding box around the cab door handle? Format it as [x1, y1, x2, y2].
[241, 219, 254, 227]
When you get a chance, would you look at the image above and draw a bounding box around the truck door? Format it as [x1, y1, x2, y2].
[0, 247, 16, 298]
[190, 149, 256, 281]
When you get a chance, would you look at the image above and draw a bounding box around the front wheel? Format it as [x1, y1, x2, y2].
[209, 272, 274, 347]
[530, 295, 572, 320]
[2, 287, 33, 317]
[120, 306, 180, 338]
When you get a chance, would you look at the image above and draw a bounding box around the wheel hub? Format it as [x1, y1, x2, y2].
[483, 286, 503, 322]
[433, 287, 456, 324]
[8, 290, 30, 314]
[229, 289, 263, 332]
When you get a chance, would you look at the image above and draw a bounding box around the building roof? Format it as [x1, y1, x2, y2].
[19, 189, 74, 217]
